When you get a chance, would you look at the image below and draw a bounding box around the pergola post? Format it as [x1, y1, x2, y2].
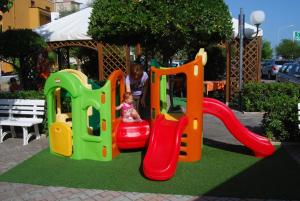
[125, 45, 130, 74]
[66, 47, 70, 69]
[225, 41, 231, 105]
[135, 43, 142, 56]
[256, 37, 262, 82]
[97, 42, 104, 81]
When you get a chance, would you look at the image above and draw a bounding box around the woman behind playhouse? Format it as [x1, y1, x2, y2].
[125, 63, 149, 116]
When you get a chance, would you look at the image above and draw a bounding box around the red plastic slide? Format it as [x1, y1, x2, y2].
[143, 115, 188, 181]
[203, 97, 275, 157]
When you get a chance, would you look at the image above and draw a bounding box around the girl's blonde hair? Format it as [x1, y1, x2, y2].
[122, 92, 133, 102]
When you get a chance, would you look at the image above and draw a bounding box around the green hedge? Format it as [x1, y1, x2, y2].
[0, 90, 44, 99]
[0, 90, 48, 135]
[241, 82, 300, 142]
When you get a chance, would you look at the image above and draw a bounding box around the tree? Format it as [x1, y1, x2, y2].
[70, 47, 99, 80]
[0, 0, 14, 32]
[261, 40, 272, 60]
[0, 0, 14, 13]
[276, 39, 300, 59]
[88, 0, 232, 65]
[204, 45, 226, 80]
[0, 29, 46, 89]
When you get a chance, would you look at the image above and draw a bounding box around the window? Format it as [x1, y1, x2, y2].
[285, 65, 293, 74]
[279, 65, 287, 72]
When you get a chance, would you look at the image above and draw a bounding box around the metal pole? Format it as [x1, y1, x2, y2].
[238, 8, 244, 111]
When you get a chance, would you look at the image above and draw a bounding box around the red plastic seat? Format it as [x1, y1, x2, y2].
[116, 120, 150, 149]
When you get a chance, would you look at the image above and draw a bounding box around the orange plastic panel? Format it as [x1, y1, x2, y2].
[108, 70, 125, 158]
[50, 122, 72, 157]
[150, 56, 204, 162]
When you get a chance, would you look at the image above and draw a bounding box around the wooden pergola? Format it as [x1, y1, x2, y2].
[225, 36, 262, 103]
[46, 36, 262, 105]
[47, 40, 141, 81]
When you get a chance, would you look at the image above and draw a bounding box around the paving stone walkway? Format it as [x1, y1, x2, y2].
[0, 112, 299, 201]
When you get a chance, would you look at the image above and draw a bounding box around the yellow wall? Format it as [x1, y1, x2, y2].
[2, 0, 54, 31]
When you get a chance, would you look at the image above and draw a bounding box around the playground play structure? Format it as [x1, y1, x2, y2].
[44, 49, 275, 181]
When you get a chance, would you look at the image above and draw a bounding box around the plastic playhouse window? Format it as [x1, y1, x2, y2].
[115, 79, 121, 118]
[60, 88, 72, 114]
[87, 106, 101, 136]
[160, 73, 187, 120]
[54, 88, 72, 126]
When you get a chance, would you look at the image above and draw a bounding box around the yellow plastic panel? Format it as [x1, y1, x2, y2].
[164, 113, 182, 121]
[50, 122, 72, 156]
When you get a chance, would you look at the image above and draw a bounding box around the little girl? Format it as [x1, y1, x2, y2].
[116, 92, 142, 122]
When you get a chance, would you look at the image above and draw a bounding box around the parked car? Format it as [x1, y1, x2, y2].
[261, 59, 292, 79]
[0, 74, 19, 91]
[276, 62, 300, 84]
[171, 60, 187, 67]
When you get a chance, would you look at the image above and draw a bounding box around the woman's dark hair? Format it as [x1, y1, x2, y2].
[129, 63, 143, 80]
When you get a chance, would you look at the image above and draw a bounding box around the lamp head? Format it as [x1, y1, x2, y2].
[250, 10, 265, 26]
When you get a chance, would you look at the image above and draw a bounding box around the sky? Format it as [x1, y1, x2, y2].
[224, 0, 300, 49]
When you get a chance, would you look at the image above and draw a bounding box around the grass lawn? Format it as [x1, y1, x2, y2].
[0, 145, 299, 199]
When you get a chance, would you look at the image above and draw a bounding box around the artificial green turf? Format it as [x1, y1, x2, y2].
[0, 145, 299, 199]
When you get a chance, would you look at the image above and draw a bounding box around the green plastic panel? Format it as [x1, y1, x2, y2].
[44, 71, 113, 161]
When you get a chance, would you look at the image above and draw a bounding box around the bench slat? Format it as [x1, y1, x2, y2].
[0, 121, 40, 127]
[0, 110, 44, 115]
[0, 117, 43, 121]
[0, 99, 45, 106]
[0, 105, 44, 111]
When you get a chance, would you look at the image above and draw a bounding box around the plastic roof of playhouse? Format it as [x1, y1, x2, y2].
[34, 7, 263, 42]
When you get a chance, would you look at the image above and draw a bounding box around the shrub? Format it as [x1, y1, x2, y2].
[0, 29, 47, 90]
[0, 90, 48, 135]
[240, 82, 300, 141]
[0, 90, 44, 99]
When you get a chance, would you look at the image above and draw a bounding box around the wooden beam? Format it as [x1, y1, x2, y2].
[257, 36, 262, 82]
[66, 47, 70, 69]
[135, 43, 142, 56]
[97, 42, 104, 81]
[225, 41, 231, 105]
[125, 45, 130, 75]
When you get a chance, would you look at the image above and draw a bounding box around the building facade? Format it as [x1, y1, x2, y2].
[54, 0, 81, 13]
[1, 0, 54, 31]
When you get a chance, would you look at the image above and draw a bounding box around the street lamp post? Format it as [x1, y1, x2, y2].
[238, 8, 265, 111]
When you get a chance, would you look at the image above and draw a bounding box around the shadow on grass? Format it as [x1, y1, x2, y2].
[200, 146, 300, 200]
[203, 138, 253, 156]
[0, 145, 299, 200]
[244, 125, 265, 135]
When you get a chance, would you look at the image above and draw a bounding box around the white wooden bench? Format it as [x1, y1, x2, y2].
[0, 99, 45, 145]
